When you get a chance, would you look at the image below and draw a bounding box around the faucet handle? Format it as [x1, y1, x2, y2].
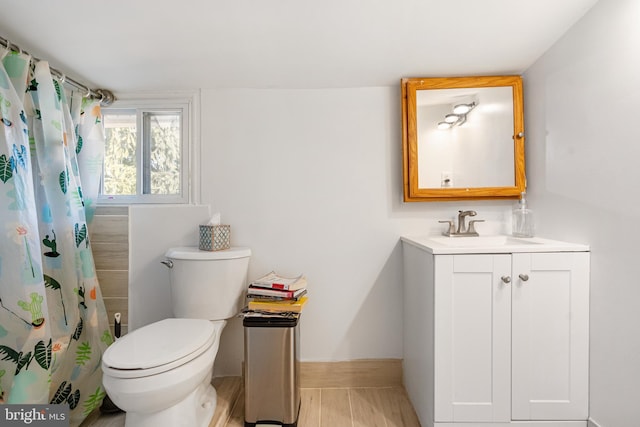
[467, 219, 485, 235]
[438, 220, 455, 236]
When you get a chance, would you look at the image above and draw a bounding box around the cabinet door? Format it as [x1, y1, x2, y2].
[434, 254, 511, 422]
[511, 252, 589, 420]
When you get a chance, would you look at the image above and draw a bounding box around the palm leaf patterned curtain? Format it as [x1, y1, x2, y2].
[0, 49, 111, 426]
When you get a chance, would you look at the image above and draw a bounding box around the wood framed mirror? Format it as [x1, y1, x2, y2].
[401, 76, 525, 202]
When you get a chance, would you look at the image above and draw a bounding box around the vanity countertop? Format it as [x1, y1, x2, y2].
[401, 234, 590, 255]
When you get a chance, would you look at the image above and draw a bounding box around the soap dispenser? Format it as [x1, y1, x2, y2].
[512, 192, 534, 237]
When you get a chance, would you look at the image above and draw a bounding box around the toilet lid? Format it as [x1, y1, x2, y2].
[102, 318, 216, 372]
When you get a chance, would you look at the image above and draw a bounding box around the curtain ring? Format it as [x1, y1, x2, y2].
[59, 74, 66, 84]
[86, 88, 92, 98]
[5, 40, 11, 52]
[94, 89, 105, 103]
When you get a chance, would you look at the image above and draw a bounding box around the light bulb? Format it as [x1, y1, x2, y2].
[444, 114, 459, 123]
[453, 102, 476, 115]
[437, 121, 452, 130]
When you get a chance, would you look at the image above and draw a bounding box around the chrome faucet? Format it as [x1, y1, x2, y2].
[439, 210, 484, 237]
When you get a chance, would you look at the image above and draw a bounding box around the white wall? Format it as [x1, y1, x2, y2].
[524, 0, 640, 425]
[128, 205, 210, 330]
[198, 87, 513, 373]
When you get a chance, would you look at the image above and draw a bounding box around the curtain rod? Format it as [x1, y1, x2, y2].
[0, 35, 115, 106]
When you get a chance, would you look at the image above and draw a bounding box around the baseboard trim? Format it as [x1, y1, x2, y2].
[300, 359, 403, 388]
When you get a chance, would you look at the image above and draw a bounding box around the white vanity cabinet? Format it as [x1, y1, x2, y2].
[401, 236, 589, 427]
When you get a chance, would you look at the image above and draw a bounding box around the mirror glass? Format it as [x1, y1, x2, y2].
[402, 76, 525, 201]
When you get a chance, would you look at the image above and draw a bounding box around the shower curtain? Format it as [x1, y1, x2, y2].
[0, 49, 111, 426]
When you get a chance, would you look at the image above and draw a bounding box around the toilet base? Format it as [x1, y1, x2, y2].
[124, 377, 217, 427]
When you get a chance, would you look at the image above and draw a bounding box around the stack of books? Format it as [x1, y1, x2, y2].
[246, 271, 308, 314]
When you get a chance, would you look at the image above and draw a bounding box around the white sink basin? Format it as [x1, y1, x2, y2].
[401, 234, 589, 254]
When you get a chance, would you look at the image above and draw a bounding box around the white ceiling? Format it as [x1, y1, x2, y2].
[0, 0, 598, 93]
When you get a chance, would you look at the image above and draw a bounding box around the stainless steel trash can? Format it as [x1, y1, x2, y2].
[243, 315, 300, 427]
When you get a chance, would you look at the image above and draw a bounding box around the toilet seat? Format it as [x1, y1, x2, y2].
[103, 318, 221, 379]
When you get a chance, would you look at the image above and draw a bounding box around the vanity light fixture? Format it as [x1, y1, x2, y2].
[437, 101, 478, 130]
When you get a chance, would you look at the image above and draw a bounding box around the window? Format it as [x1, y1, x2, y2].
[99, 93, 197, 204]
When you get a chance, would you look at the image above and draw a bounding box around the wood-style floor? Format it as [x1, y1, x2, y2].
[82, 377, 422, 427]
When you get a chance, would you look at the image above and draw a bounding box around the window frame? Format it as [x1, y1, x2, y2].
[98, 91, 199, 205]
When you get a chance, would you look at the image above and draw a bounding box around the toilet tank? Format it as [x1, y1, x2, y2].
[164, 247, 251, 320]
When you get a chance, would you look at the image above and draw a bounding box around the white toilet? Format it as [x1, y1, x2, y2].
[102, 246, 251, 427]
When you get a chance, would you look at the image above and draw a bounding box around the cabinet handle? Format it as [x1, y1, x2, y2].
[518, 274, 529, 281]
[501, 276, 511, 284]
